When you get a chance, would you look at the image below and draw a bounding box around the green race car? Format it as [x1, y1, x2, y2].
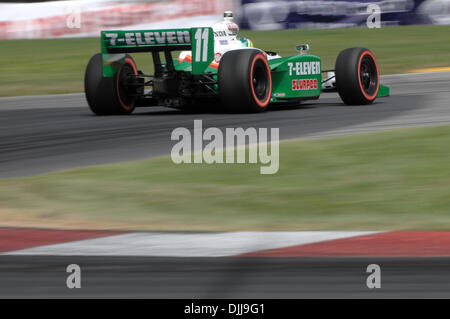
[84, 12, 389, 115]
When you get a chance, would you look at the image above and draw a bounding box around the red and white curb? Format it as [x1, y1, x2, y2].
[2, 228, 450, 257]
[0, 229, 378, 257]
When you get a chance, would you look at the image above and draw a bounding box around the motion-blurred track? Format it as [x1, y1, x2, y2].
[1, 72, 450, 178]
[1, 256, 450, 298]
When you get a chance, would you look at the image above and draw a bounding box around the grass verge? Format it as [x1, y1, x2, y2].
[1, 25, 450, 97]
[1, 125, 450, 231]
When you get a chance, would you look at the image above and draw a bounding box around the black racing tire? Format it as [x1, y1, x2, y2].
[218, 49, 272, 113]
[84, 53, 138, 115]
[335, 47, 380, 105]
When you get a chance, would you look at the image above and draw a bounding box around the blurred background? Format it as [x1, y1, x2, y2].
[1, 0, 450, 40]
[2, 0, 450, 97]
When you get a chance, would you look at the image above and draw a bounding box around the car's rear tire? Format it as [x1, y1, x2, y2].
[84, 53, 138, 115]
[335, 47, 379, 105]
[218, 49, 272, 113]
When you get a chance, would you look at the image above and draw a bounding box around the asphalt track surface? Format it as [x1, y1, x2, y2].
[1, 256, 450, 298]
[1, 71, 450, 178]
[1, 72, 450, 298]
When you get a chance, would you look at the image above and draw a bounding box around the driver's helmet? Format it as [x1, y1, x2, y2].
[213, 11, 239, 38]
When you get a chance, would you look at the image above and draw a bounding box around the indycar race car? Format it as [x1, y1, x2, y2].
[84, 11, 390, 115]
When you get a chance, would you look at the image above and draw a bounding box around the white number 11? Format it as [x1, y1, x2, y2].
[194, 28, 209, 62]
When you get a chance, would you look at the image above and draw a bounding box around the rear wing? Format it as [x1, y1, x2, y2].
[101, 27, 214, 77]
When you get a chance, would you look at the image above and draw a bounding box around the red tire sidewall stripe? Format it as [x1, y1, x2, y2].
[250, 53, 272, 108]
[116, 57, 138, 112]
[357, 50, 379, 101]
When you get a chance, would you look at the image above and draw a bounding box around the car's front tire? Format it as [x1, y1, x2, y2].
[335, 47, 380, 105]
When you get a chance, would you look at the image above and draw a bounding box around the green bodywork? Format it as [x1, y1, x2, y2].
[101, 27, 214, 77]
[378, 84, 390, 97]
[267, 55, 322, 102]
[100, 27, 389, 102]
